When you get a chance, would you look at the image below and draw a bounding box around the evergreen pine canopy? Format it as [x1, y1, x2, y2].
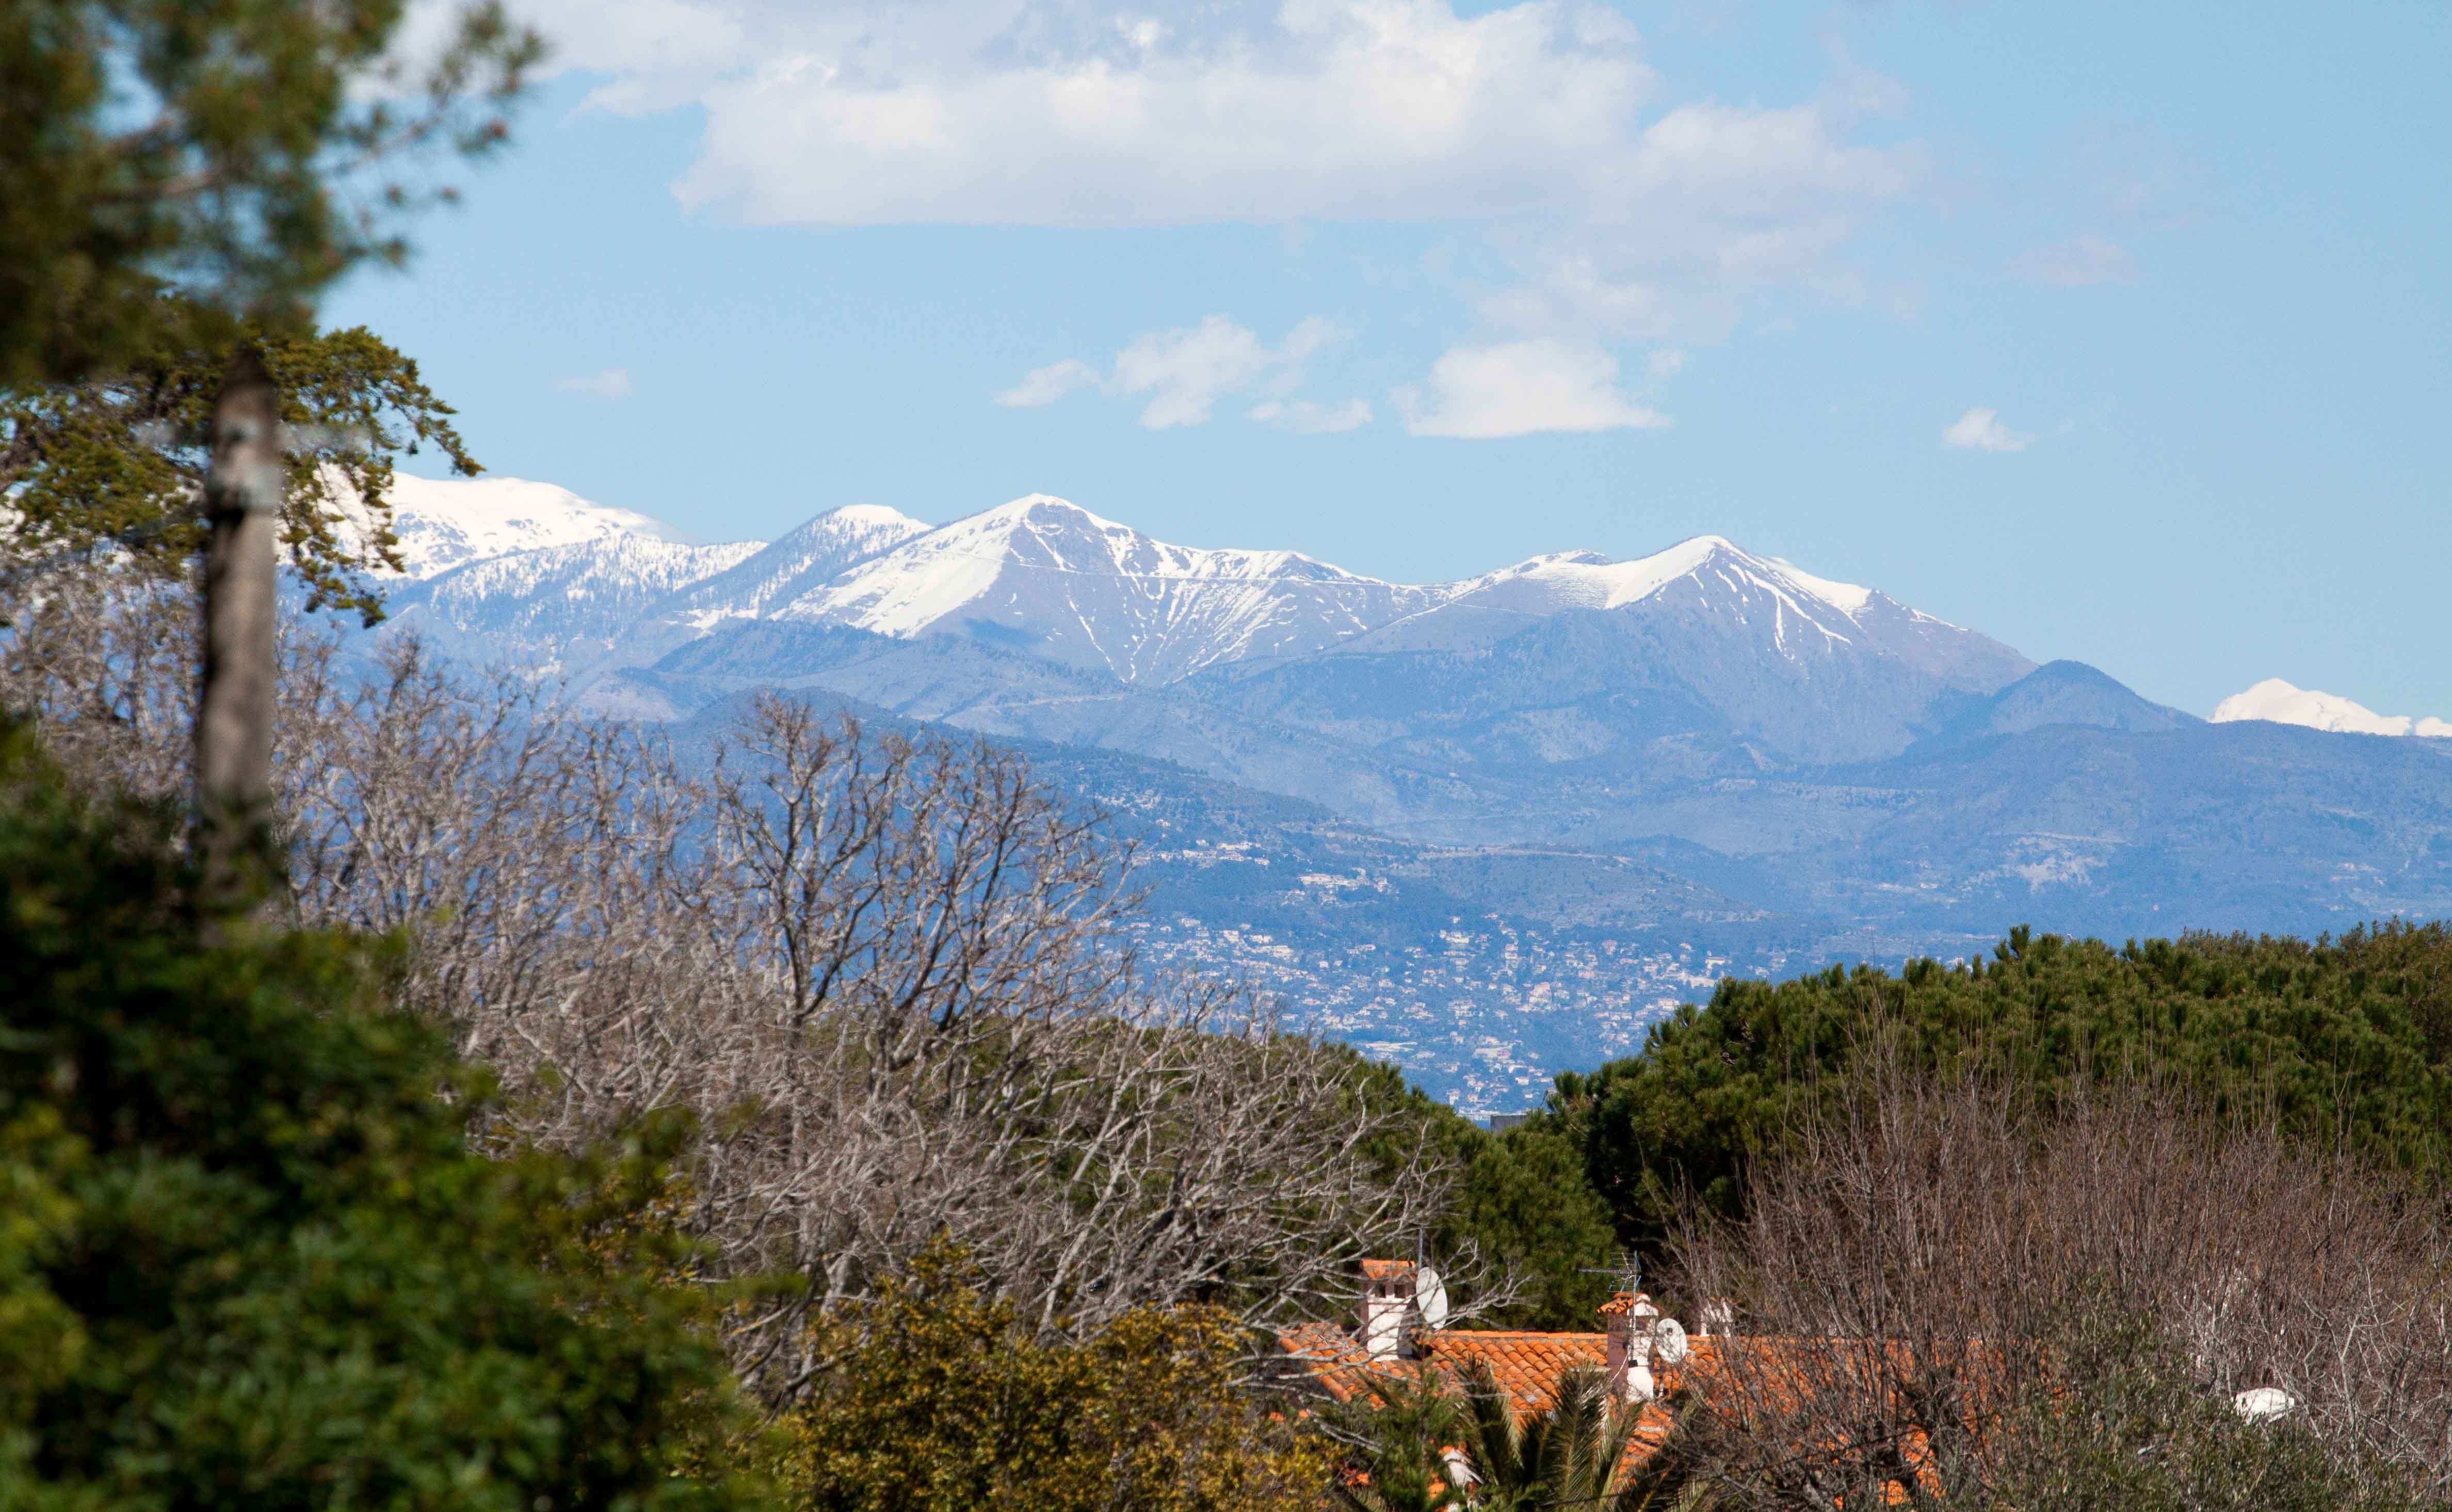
[0, 314, 479, 623]
[0, 722, 764, 1512]
[0, 0, 540, 388]
[1545, 922, 2452, 1251]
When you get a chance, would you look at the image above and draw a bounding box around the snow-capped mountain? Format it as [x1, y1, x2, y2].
[770, 495, 1446, 685]
[2213, 678, 2452, 738]
[1336, 533, 2020, 688]
[651, 503, 930, 636]
[376, 474, 674, 578]
[1189, 541, 2031, 769]
[360, 482, 2021, 706]
[340, 475, 2452, 1107]
[378, 534, 765, 672]
[351, 480, 932, 675]
[352, 482, 2033, 763]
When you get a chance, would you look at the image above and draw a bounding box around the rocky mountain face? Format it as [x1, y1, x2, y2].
[774, 494, 1450, 685]
[338, 480, 2452, 1113]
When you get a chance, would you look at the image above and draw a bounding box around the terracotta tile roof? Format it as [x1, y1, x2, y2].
[1357, 1259, 1418, 1281]
[1276, 1323, 1718, 1409]
[1277, 1322, 1722, 1478]
[1295, 1323, 1961, 1500]
[1415, 1330, 1613, 1411]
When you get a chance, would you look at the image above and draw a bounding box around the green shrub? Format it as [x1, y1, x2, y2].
[770, 1246, 1328, 1512]
[0, 722, 767, 1512]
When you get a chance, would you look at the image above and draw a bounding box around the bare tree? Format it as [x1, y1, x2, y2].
[0, 584, 1483, 1400]
[0, 567, 198, 800]
[1666, 1060, 2452, 1510]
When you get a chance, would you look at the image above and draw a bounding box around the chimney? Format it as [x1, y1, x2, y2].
[1600, 1292, 1660, 1402]
[1698, 1298, 1736, 1337]
[1359, 1260, 1417, 1360]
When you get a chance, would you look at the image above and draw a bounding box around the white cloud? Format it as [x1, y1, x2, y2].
[1942, 407, 2031, 453]
[488, 0, 1930, 356]
[1469, 88, 1924, 341]
[993, 359, 1100, 409]
[2011, 235, 2136, 288]
[674, 0, 1654, 225]
[1400, 341, 1669, 439]
[995, 315, 1349, 429]
[555, 367, 634, 400]
[1250, 398, 1375, 433]
[1112, 318, 1283, 429]
[399, 0, 740, 94]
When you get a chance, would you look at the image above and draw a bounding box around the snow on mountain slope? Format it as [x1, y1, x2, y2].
[1470, 535, 1871, 619]
[1328, 533, 2023, 692]
[376, 534, 766, 672]
[651, 503, 930, 633]
[2213, 678, 2452, 738]
[1343, 535, 1877, 653]
[773, 495, 1446, 685]
[376, 474, 673, 578]
[365, 484, 2023, 730]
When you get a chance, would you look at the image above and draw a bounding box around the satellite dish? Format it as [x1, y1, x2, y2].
[1651, 1316, 1689, 1366]
[1415, 1266, 1450, 1330]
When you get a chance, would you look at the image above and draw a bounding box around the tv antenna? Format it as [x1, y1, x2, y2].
[1579, 1250, 1645, 1296]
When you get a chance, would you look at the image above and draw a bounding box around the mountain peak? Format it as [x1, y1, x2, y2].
[2213, 678, 2452, 739]
[1914, 659, 2199, 750]
[361, 481, 2021, 703]
[371, 474, 672, 579]
[824, 502, 930, 532]
[1447, 533, 1874, 624]
[967, 493, 1126, 531]
[775, 496, 1433, 683]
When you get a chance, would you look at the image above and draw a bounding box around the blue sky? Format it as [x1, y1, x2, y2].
[335, 0, 2450, 719]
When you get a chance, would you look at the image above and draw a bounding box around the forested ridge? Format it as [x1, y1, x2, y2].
[1537, 921, 2452, 1253]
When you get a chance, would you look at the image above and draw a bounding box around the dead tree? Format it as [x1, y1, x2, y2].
[1667, 1066, 2452, 1510]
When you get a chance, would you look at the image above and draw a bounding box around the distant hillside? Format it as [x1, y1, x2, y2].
[1542, 921, 2452, 1250]
[327, 480, 2452, 1112]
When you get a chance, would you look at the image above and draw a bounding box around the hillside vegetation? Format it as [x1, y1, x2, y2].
[1546, 922, 2452, 1250]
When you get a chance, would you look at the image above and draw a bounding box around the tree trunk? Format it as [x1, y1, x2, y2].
[195, 346, 281, 917]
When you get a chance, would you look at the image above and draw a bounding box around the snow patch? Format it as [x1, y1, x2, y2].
[364, 474, 673, 579]
[2212, 678, 2452, 739]
[364, 481, 2002, 694]
[1448, 535, 1875, 621]
[777, 493, 1440, 682]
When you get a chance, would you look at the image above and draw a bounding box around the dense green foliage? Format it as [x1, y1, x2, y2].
[1445, 1363, 1700, 1512]
[771, 1246, 1326, 1512]
[1344, 1054, 1617, 1331]
[1330, 1363, 1706, 1512]
[1, 313, 478, 623]
[0, 0, 538, 386]
[1327, 1367, 1468, 1512]
[1546, 922, 2452, 1250]
[0, 724, 764, 1512]
[1442, 1121, 1618, 1331]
